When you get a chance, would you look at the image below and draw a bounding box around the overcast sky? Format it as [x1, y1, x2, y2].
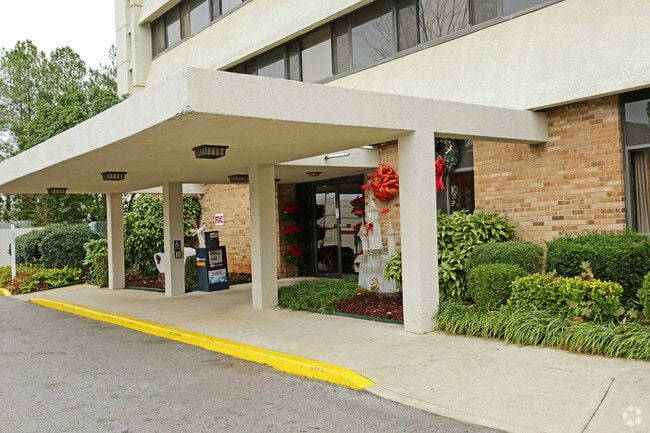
[0, 0, 116, 69]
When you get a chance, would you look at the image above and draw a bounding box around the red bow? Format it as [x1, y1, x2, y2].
[435, 157, 446, 191]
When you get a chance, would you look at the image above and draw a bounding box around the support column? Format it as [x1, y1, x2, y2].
[163, 182, 185, 296]
[107, 193, 125, 290]
[249, 164, 278, 308]
[398, 130, 438, 334]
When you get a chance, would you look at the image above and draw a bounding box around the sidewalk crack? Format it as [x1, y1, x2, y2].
[581, 377, 614, 433]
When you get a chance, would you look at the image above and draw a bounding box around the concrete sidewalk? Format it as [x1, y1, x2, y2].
[14, 283, 650, 433]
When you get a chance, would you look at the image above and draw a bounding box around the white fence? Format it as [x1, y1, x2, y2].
[0, 227, 39, 267]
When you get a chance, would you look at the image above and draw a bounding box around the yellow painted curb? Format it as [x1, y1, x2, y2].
[0, 288, 12, 297]
[31, 298, 374, 390]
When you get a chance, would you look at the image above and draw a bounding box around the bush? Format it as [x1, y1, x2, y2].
[14, 229, 44, 265]
[0, 265, 82, 294]
[467, 263, 527, 311]
[438, 211, 516, 300]
[16, 224, 100, 271]
[466, 241, 544, 275]
[185, 255, 198, 289]
[124, 194, 202, 278]
[638, 273, 650, 315]
[546, 232, 650, 301]
[509, 273, 623, 321]
[83, 239, 108, 286]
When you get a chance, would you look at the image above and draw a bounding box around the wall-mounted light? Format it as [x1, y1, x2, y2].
[360, 145, 374, 150]
[101, 171, 127, 181]
[324, 152, 350, 160]
[193, 145, 228, 159]
[306, 171, 322, 177]
[47, 187, 67, 195]
[228, 174, 249, 184]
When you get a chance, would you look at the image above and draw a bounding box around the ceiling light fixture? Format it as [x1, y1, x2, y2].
[306, 171, 322, 177]
[228, 174, 249, 184]
[324, 152, 350, 160]
[193, 145, 228, 159]
[47, 187, 67, 195]
[101, 171, 127, 181]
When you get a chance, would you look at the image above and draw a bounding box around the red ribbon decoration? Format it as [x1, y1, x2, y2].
[370, 164, 400, 201]
[435, 156, 446, 191]
[365, 222, 374, 235]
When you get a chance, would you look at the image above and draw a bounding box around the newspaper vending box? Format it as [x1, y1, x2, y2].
[196, 231, 229, 291]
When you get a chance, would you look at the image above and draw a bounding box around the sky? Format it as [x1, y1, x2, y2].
[0, 0, 116, 69]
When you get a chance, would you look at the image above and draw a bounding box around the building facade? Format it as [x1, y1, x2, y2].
[115, 0, 650, 278]
[1, 0, 647, 333]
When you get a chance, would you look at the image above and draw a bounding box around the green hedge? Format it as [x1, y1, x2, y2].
[638, 273, 650, 315]
[509, 273, 623, 321]
[466, 241, 544, 275]
[16, 224, 101, 271]
[467, 263, 527, 311]
[546, 232, 650, 301]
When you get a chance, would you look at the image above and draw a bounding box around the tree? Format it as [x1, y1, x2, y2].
[124, 195, 202, 278]
[0, 40, 120, 225]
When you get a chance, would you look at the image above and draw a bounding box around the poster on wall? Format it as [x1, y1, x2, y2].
[214, 213, 225, 226]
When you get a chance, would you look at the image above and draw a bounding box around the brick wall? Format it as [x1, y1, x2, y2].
[200, 183, 297, 277]
[474, 95, 625, 244]
[199, 184, 252, 273]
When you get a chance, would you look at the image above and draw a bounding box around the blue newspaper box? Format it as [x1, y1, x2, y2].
[196, 231, 229, 291]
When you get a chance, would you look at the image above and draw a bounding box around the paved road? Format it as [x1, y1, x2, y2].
[0, 297, 500, 433]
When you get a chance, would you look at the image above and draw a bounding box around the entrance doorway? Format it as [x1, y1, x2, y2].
[296, 176, 363, 277]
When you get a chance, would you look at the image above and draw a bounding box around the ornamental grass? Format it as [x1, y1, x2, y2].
[436, 302, 650, 361]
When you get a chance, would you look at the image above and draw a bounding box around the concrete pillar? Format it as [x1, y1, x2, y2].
[249, 164, 278, 308]
[106, 193, 125, 290]
[162, 182, 185, 296]
[398, 130, 439, 334]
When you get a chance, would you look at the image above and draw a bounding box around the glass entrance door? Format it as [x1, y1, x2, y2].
[310, 177, 363, 276]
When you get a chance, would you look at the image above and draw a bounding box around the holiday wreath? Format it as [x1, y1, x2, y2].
[435, 138, 460, 173]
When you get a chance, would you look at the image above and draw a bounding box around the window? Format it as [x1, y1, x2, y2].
[152, 0, 245, 57]
[436, 140, 475, 214]
[256, 47, 286, 79]
[470, 0, 498, 24]
[502, 0, 550, 16]
[419, 0, 469, 42]
[165, 6, 182, 47]
[189, 0, 211, 34]
[301, 27, 333, 83]
[228, 0, 560, 80]
[350, 1, 393, 70]
[623, 90, 650, 232]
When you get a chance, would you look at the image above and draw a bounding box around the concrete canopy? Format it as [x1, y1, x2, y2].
[0, 68, 546, 194]
[0, 68, 547, 333]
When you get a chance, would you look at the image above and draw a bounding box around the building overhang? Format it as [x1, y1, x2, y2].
[0, 68, 547, 194]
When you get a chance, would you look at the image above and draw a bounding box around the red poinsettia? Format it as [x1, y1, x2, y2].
[284, 224, 302, 236]
[287, 245, 302, 256]
[283, 203, 303, 214]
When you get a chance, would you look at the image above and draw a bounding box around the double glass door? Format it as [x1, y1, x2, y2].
[299, 176, 363, 276]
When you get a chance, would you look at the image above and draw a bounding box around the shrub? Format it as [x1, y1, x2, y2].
[384, 250, 402, 287]
[438, 211, 516, 300]
[185, 255, 198, 289]
[16, 224, 100, 270]
[0, 265, 82, 294]
[124, 194, 202, 278]
[466, 241, 544, 275]
[638, 273, 650, 315]
[546, 232, 650, 301]
[14, 229, 44, 265]
[509, 273, 623, 321]
[84, 239, 109, 287]
[467, 263, 527, 311]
